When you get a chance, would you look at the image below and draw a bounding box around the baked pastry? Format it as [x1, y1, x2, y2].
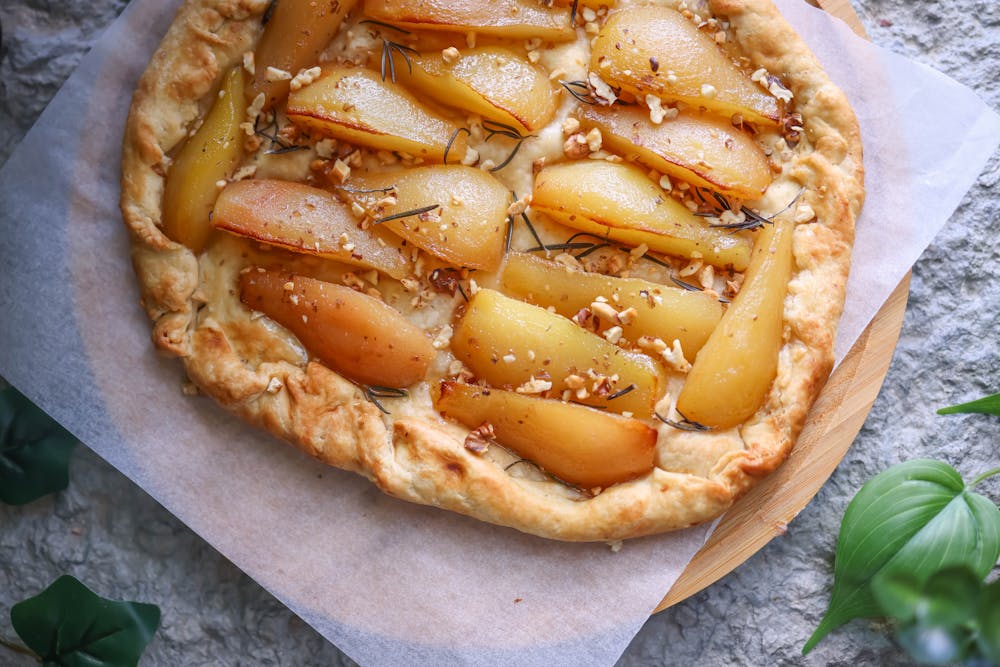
[120, 0, 863, 541]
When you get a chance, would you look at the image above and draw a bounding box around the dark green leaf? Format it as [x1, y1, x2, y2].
[937, 392, 1000, 416]
[977, 580, 1000, 664]
[871, 571, 923, 623]
[803, 460, 1000, 654]
[896, 623, 973, 665]
[11, 575, 161, 667]
[0, 386, 76, 505]
[915, 567, 981, 627]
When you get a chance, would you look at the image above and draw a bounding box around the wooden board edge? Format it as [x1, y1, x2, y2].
[654, 275, 910, 612]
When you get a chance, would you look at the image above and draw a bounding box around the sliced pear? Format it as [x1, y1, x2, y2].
[212, 179, 410, 279]
[240, 268, 435, 387]
[591, 6, 780, 126]
[402, 47, 556, 133]
[450, 288, 664, 418]
[532, 161, 752, 270]
[162, 66, 245, 253]
[676, 219, 795, 428]
[364, 0, 575, 41]
[434, 381, 656, 489]
[286, 66, 459, 161]
[578, 105, 772, 199]
[248, 0, 359, 109]
[501, 252, 723, 360]
[344, 166, 509, 271]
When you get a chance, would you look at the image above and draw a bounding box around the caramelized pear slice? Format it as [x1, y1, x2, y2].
[248, 0, 359, 109]
[346, 166, 509, 271]
[240, 269, 435, 388]
[578, 105, 772, 199]
[364, 0, 575, 41]
[676, 219, 794, 428]
[286, 66, 459, 161]
[434, 381, 656, 489]
[212, 179, 410, 279]
[162, 66, 245, 253]
[532, 161, 751, 270]
[591, 6, 780, 126]
[404, 47, 556, 133]
[451, 289, 664, 418]
[501, 252, 723, 361]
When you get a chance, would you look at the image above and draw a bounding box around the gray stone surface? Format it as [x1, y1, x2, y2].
[0, 0, 997, 664]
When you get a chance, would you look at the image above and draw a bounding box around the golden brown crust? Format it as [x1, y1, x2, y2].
[120, 0, 862, 540]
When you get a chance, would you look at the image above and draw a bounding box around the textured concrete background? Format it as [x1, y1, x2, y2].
[1, 0, 997, 664]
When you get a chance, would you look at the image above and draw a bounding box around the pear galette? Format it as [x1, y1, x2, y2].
[120, 0, 863, 540]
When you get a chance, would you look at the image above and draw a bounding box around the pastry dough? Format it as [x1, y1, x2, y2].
[120, 0, 862, 540]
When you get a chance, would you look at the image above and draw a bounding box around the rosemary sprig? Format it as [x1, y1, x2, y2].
[671, 276, 703, 292]
[560, 80, 597, 105]
[334, 184, 397, 195]
[363, 385, 409, 415]
[504, 216, 514, 255]
[443, 127, 471, 165]
[570, 0, 580, 25]
[482, 120, 532, 173]
[507, 191, 546, 251]
[359, 19, 411, 34]
[253, 115, 307, 154]
[380, 39, 419, 83]
[704, 189, 805, 232]
[607, 384, 637, 401]
[261, 0, 277, 26]
[372, 203, 440, 225]
[655, 411, 712, 432]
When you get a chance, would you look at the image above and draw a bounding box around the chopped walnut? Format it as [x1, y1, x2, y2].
[516, 376, 553, 395]
[561, 117, 581, 135]
[330, 158, 351, 183]
[506, 193, 532, 218]
[585, 127, 603, 153]
[432, 325, 454, 350]
[563, 132, 590, 159]
[661, 339, 692, 373]
[242, 51, 256, 76]
[464, 422, 495, 454]
[289, 66, 322, 91]
[265, 66, 292, 82]
[588, 72, 618, 106]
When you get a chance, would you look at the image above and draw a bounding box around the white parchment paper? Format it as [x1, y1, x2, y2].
[0, 0, 997, 665]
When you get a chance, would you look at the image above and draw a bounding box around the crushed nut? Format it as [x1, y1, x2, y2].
[432, 324, 454, 350]
[464, 422, 495, 454]
[506, 193, 532, 218]
[265, 66, 292, 82]
[289, 66, 322, 91]
[661, 339, 692, 373]
[516, 376, 553, 395]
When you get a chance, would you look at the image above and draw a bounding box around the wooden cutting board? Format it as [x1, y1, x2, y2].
[656, 0, 907, 612]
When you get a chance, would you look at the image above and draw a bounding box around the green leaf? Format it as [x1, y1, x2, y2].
[914, 567, 981, 627]
[803, 460, 1000, 654]
[977, 579, 1000, 664]
[0, 386, 77, 505]
[11, 575, 161, 667]
[937, 392, 1000, 416]
[896, 623, 974, 665]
